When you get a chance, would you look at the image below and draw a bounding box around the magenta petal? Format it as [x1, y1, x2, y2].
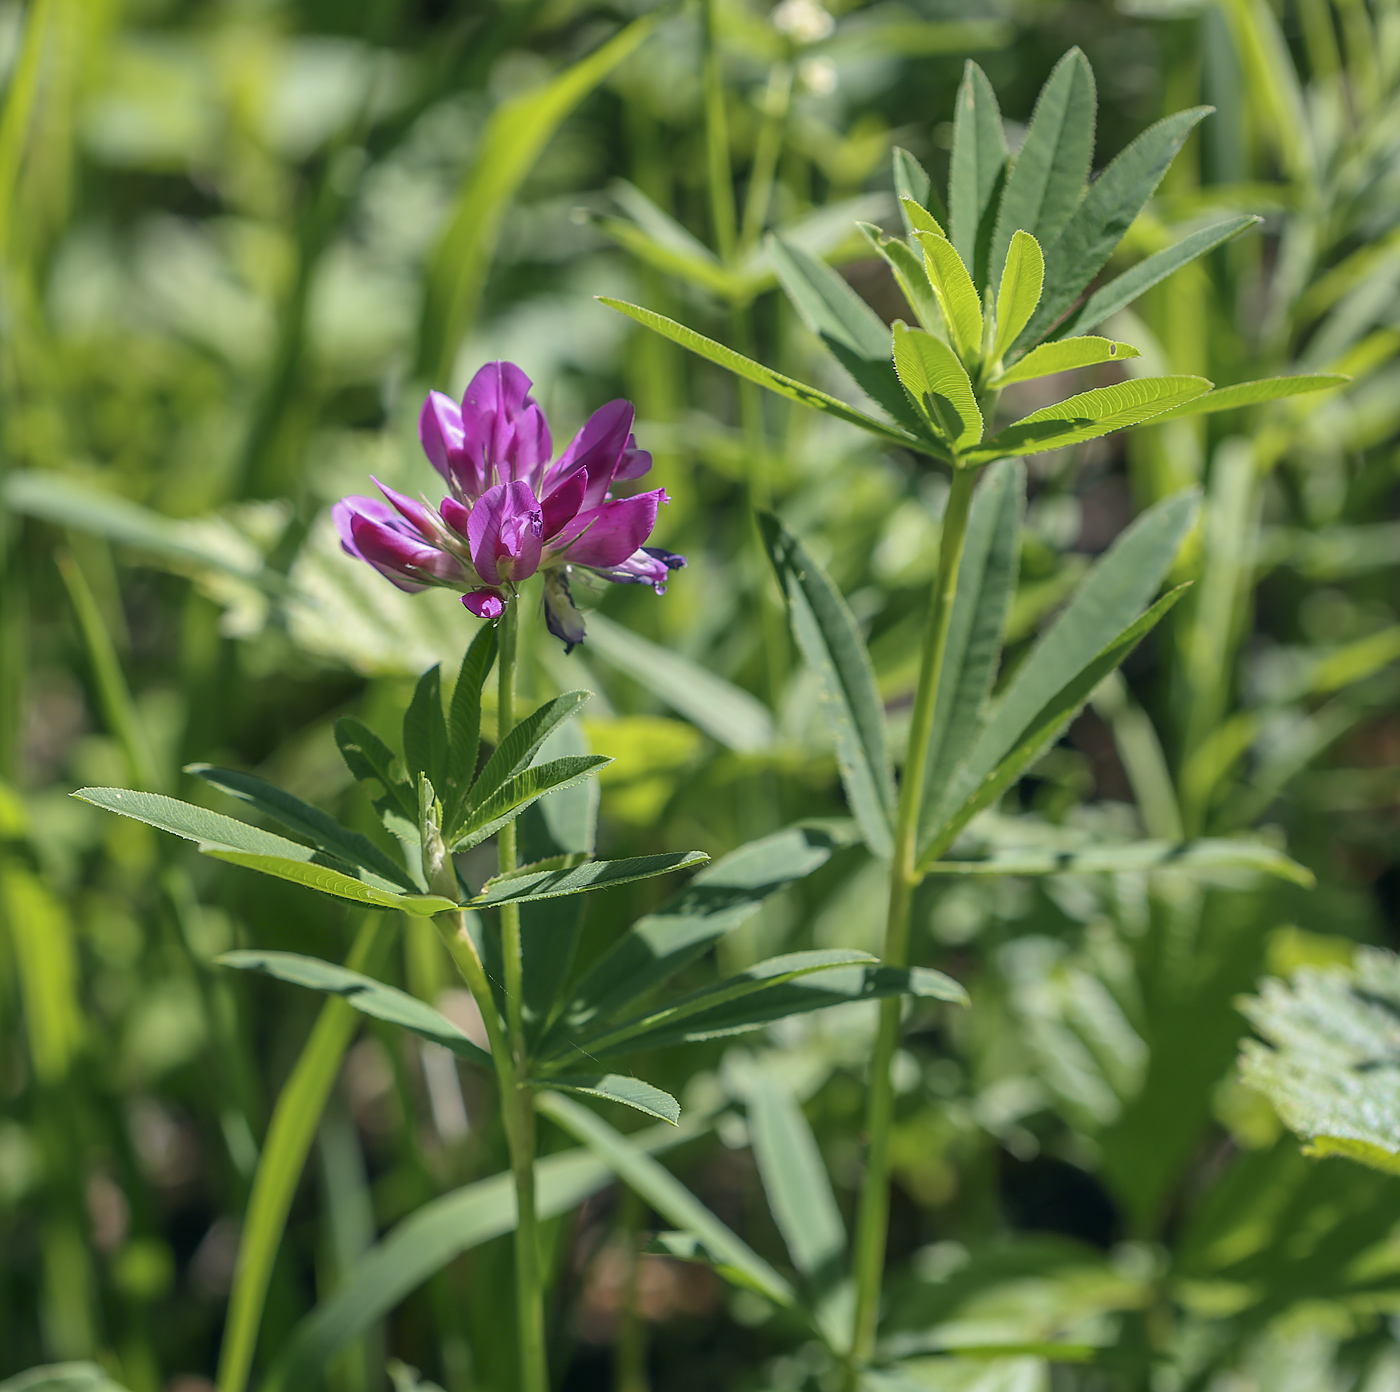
[613, 433, 653, 482]
[549, 400, 634, 506]
[461, 362, 552, 490]
[540, 470, 586, 540]
[467, 480, 543, 586]
[561, 488, 666, 569]
[463, 590, 506, 620]
[439, 494, 472, 539]
[333, 496, 385, 557]
[419, 391, 465, 481]
[373, 477, 439, 540]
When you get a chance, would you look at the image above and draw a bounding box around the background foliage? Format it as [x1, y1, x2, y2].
[1, 0, 1398, 1390]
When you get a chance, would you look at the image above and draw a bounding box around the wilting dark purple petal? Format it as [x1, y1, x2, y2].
[462, 589, 506, 620]
[589, 545, 686, 592]
[468, 480, 543, 586]
[542, 569, 587, 654]
[558, 488, 667, 568]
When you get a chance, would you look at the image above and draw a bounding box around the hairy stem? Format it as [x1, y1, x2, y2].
[849, 466, 978, 1370]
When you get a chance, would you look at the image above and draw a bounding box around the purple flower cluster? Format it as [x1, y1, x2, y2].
[334, 363, 684, 650]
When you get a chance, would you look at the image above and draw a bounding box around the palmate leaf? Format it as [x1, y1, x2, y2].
[551, 822, 856, 1040]
[892, 322, 982, 453]
[1146, 373, 1349, 420]
[470, 851, 709, 907]
[221, 950, 493, 1069]
[948, 61, 1009, 287]
[760, 514, 896, 857]
[73, 787, 455, 914]
[993, 231, 1044, 363]
[1016, 107, 1214, 350]
[988, 48, 1096, 287]
[965, 376, 1211, 463]
[990, 337, 1139, 388]
[1053, 215, 1260, 339]
[450, 754, 611, 850]
[600, 298, 942, 460]
[1240, 948, 1400, 1173]
[915, 232, 984, 363]
[539, 1074, 680, 1125]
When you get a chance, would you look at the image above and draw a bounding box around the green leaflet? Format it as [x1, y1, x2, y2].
[552, 822, 855, 1038]
[539, 1074, 681, 1125]
[988, 48, 1096, 286]
[469, 690, 591, 804]
[1145, 373, 1349, 420]
[966, 376, 1212, 462]
[449, 754, 611, 850]
[915, 231, 984, 364]
[402, 665, 448, 794]
[770, 235, 927, 435]
[445, 623, 498, 826]
[335, 716, 418, 836]
[992, 336, 1140, 387]
[220, 950, 493, 1069]
[600, 298, 941, 459]
[921, 489, 1199, 853]
[920, 587, 1189, 867]
[201, 850, 454, 915]
[760, 514, 896, 858]
[948, 60, 1009, 287]
[539, 1093, 799, 1310]
[189, 764, 415, 891]
[892, 147, 933, 234]
[919, 460, 1025, 846]
[923, 837, 1313, 884]
[899, 196, 945, 238]
[1018, 107, 1214, 349]
[892, 322, 983, 453]
[993, 230, 1044, 363]
[1054, 215, 1260, 338]
[470, 851, 709, 907]
[859, 222, 943, 335]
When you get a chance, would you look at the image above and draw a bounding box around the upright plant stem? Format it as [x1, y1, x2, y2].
[849, 466, 978, 1372]
[433, 598, 546, 1392]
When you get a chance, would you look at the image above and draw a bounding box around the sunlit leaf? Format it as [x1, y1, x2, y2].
[540, 1074, 680, 1125]
[892, 322, 982, 452]
[1145, 373, 1349, 420]
[993, 230, 1044, 363]
[916, 231, 985, 364]
[991, 337, 1139, 388]
[948, 60, 1009, 287]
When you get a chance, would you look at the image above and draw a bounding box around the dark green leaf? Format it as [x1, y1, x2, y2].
[540, 1074, 680, 1125]
[402, 666, 447, 794]
[948, 60, 1009, 287]
[859, 223, 943, 335]
[469, 691, 591, 805]
[760, 514, 895, 858]
[445, 623, 498, 827]
[472, 851, 709, 907]
[202, 849, 455, 914]
[335, 717, 418, 837]
[451, 755, 611, 850]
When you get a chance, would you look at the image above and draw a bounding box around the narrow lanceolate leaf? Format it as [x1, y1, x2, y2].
[471, 852, 709, 907]
[760, 515, 896, 858]
[1054, 215, 1260, 339]
[539, 1093, 798, 1310]
[859, 224, 943, 336]
[745, 1071, 851, 1346]
[915, 232, 984, 364]
[201, 850, 455, 915]
[921, 489, 1198, 852]
[469, 691, 591, 805]
[921, 587, 1188, 866]
[770, 236, 926, 435]
[335, 717, 417, 836]
[540, 1075, 681, 1125]
[220, 950, 493, 1069]
[446, 623, 498, 826]
[189, 765, 416, 891]
[922, 837, 1314, 885]
[966, 376, 1211, 463]
[1017, 107, 1213, 349]
[600, 298, 941, 459]
[892, 322, 982, 453]
[552, 823, 854, 1039]
[402, 666, 448, 793]
[948, 60, 1009, 287]
[1144, 373, 1349, 421]
[899, 196, 944, 238]
[451, 755, 612, 850]
[991, 336, 1140, 387]
[988, 48, 1096, 286]
[892, 147, 933, 234]
[919, 460, 1024, 844]
[993, 230, 1044, 363]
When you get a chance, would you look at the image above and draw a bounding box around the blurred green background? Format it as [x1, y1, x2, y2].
[1, 0, 1398, 1388]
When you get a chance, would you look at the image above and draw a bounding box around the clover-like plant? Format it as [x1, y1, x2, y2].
[606, 48, 1343, 1380]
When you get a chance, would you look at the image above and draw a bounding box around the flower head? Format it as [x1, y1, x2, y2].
[336, 362, 684, 650]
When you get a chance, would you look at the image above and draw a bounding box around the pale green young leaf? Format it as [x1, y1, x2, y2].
[948, 60, 1009, 287]
[189, 764, 416, 891]
[892, 147, 933, 234]
[469, 690, 591, 802]
[915, 231, 984, 364]
[445, 623, 498, 827]
[966, 376, 1211, 462]
[1017, 107, 1214, 349]
[540, 1075, 680, 1125]
[1054, 216, 1260, 339]
[988, 48, 1096, 286]
[770, 236, 926, 435]
[858, 223, 943, 336]
[993, 230, 1044, 362]
[760, 514, 896, 858]
[899, 196, 945, 238]
[220, 950, 493, 1069]
[201, 849, 455, 915]
[892, 322, 983, 453]
[600, 298, 941, 459]
[451, 755, 612, 850]
[1144, 373, 1349, 420]
[402, 665, 447, 793]
[991, 336, 1140, 387]
[471, 851, 709, 907]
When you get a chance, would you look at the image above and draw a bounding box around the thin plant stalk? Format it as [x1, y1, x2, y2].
[433, 598, 547, 1392]
[848, 466, 979, 1371]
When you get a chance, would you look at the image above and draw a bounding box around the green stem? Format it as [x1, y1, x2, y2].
[739, 61, 792, 254]
[848, 466, 978, 1373]
[700, 0, 737, 267]
[434, 597, 546, 1392]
